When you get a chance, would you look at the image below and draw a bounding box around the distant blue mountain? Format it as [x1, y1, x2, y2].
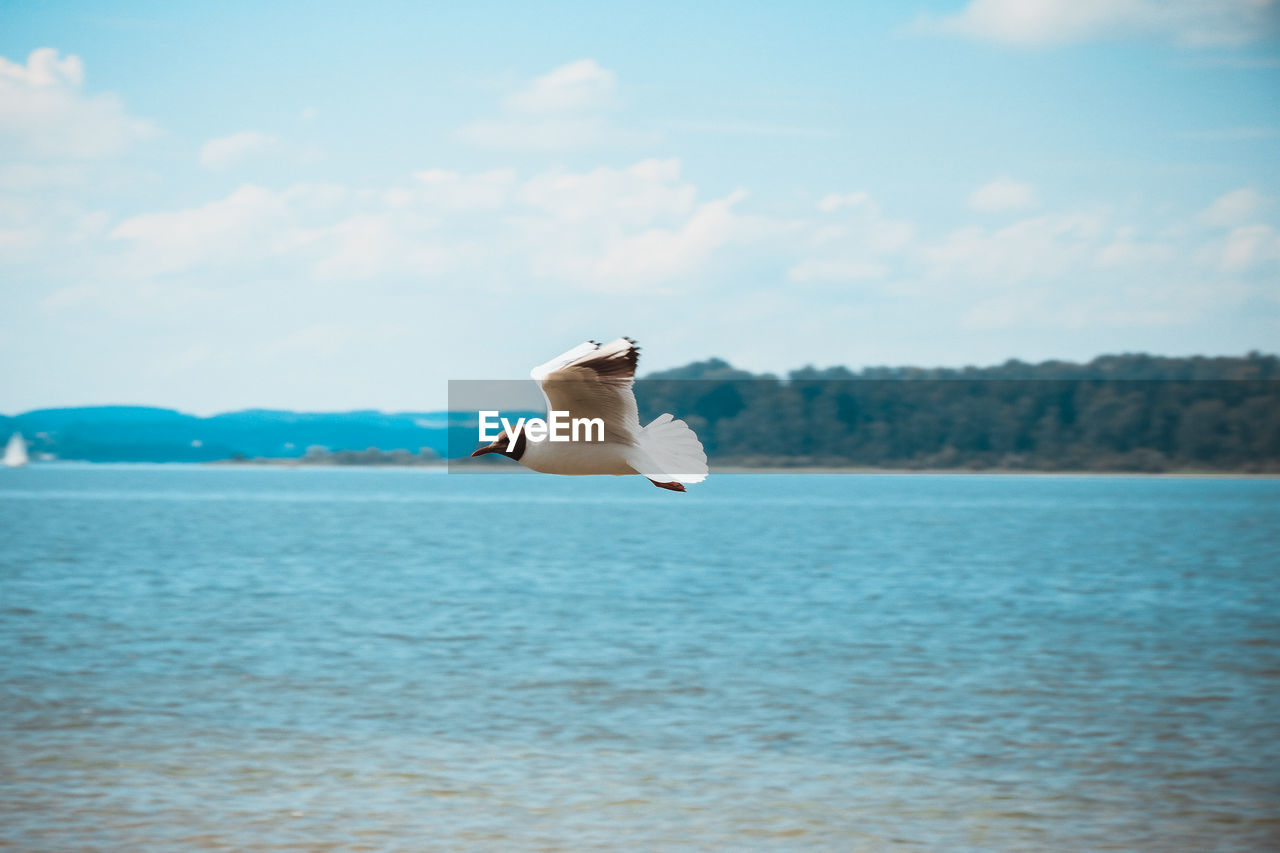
[0, 406, 462, 463]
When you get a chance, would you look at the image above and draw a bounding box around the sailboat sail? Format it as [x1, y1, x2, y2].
[4, 433, 29, 467]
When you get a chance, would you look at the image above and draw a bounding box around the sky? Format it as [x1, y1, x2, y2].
[1, 0, 1278, 414]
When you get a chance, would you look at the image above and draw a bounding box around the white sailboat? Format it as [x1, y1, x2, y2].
[4, 433, 29, 467]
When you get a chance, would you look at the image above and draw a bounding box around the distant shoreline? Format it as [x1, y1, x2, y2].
[711, 465, 1280, 478]
[12, 459, 1276, 478]
[217, 458, 1278, 478]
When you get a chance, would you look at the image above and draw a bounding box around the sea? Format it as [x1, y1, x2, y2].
[1, 465, 1277, 851]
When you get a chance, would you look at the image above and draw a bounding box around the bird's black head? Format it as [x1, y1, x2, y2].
[471, 429, 526, 461]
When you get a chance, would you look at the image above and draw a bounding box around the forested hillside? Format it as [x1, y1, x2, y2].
[634, 353, 1280, 472]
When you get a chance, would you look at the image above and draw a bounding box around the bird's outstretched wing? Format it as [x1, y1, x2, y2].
[530, 338, 642, 444]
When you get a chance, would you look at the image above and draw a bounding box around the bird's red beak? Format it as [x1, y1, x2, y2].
[471, 443, 501, 457]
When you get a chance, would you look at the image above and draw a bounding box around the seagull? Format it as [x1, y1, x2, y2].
[471, 338, 709, 491]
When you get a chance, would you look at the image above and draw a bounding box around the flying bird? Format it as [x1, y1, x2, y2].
[471, 338, 709, 491]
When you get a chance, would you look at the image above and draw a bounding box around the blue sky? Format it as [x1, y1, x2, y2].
[2, 0, 1278, 413]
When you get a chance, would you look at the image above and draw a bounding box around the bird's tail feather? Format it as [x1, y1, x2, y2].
[633, 413, 708, 485]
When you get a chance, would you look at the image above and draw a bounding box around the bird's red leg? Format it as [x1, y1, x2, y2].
[647, 478, 686, 492]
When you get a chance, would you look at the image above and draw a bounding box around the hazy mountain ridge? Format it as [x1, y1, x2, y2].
[0, 407, 454, 463]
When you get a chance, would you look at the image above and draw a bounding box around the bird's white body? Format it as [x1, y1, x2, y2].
[474, 338, 708, 490]
[520, 436, 637, 476]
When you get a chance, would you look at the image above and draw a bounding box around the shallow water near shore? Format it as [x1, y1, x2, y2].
[2, 465, 1278, 850]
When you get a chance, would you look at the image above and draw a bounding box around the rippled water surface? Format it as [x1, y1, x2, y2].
[2, 466, 1278, 850]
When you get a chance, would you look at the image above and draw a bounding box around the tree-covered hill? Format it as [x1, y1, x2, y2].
[634, 352, 1280, 472]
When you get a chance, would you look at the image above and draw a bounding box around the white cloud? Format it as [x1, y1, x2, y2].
[298, 211, 455, 280]
[106, 179, 452, 281]
[788, 259, 890, 283]
[914, 200, 1278, 332]
[458, 59, 651, 151]
[518, 159, 695, 223]
[197, 131, 323, 170]
[1201, 187, 1269, 227]
[109, 184, 292, 275]
[787, 191, 913, 283]
[1096, 227, 1174, 268]
[926, 213, 1105, 283]
[817, 192, 878, 214]
[968, 177, 1038, 213]
[262, 323, 355, 360]
[28, 145, 1280, 346]
[199, 131, 282, 169]
[0, 161, 88, 190]
[1220, 224, 1280, 271]
[961, 276, 1262, 332]
[516, 161, 758, 288]
[0, 47, 83, 87]
[39, 282, 102, 313]
[397, 168, 517, 210]
[39, 278, 221, 320]
[0, 47, 156, 158]
[918, 0, 1279, 48]
[0, 226, 41, 254]
[663, 118, 837, 139]
[100, 159, 762, 292]
[456, 116, 652, 151]
[537, 190, 752, 287]
[506, 59, 616, 114]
